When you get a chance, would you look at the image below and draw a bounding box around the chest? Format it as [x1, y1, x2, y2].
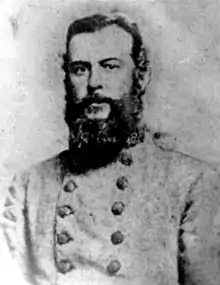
[56, 153, 172, 243]
[53, 152, 187, 284]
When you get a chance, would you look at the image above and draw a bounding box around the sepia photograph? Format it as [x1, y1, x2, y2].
[1, 0, 220, 284]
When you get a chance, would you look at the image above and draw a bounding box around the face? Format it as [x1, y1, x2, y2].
[68, 25, 134, 120]
[65, 25, 141, 170]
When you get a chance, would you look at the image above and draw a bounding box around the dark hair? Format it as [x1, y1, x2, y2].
[63, 13, 150, 92]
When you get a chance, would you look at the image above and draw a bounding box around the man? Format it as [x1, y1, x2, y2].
[2, 12, 220, 285]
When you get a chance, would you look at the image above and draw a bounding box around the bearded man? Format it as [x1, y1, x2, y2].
[2, 12, 220, 285]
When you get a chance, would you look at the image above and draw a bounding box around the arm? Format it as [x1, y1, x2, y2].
[0, 173, 31, 284]
[178, 170, 220, 285]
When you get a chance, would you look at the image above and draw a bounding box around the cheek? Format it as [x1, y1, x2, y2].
[121, 95, 134, 116]
[103, 70, 133, 97]
[70, 76, 87, 100]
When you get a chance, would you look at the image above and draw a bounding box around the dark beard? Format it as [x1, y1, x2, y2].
[66, 96, 133, 172]
[63, 63, 145, 172]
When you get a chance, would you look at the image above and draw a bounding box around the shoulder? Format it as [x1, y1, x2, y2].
[145, 130, 216, 182]
[163, 149, 219, 201]
[168, 150, 215, 176]
[0, 151, 71, 230]
[171, 150, 218, 186]
[147, 135, 220, 209]
[150, 130, 218, 181]
[2, 150, 70, 208]
[14, 150, 69, 186]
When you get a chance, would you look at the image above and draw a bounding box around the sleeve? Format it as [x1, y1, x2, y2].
[0, 171, 31, 285]
[178, 169, 220, 285]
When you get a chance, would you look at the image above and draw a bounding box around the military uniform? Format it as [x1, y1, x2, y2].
[2, 129, 220, 285]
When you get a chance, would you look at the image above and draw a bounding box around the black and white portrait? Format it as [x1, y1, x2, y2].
[1, 1, 220, 285]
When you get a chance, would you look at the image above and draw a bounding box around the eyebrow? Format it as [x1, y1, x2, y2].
[99, 58, 123, 64]
[69, 60, 91, 71]
[70, 60, 91, 66]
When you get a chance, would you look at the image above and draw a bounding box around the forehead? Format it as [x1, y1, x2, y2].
[69, 25, 133, 61]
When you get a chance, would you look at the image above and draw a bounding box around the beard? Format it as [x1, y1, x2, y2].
[64, 74, 143, 172]
[65, 95, 133, 171]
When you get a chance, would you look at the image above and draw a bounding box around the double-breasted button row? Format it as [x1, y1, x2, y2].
[58, 259, 121, 276]
[58, 179, 78, 218]
[57, 254, 122, 276]
[56, 179, 76, 274]
[108, 231, 124, 276]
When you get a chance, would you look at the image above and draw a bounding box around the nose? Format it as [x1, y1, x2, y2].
[88, 66, 103, 93]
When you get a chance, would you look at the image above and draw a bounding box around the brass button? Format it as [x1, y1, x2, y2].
[57, 259, 75, 274]
[111, 231, 124, 245]
[57, 205, 75, 218]
[63, 180, 77, 193]
[57, 231, 73, 245]
[119, 152, 133, 166]
[116, 176, 129, 190]
[106, 260, 121, 276]
[111, 201, 125, 216]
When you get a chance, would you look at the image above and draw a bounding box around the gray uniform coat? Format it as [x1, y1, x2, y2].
[3, 131, 220, 285]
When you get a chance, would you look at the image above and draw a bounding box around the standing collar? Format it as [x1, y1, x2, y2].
[125, 123, 149, 149]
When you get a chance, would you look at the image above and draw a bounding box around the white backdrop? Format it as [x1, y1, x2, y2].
[0, 0, 220, 174]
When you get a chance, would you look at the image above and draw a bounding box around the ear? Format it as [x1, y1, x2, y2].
[143, 64, 152, 87]
[61, 53, 68, 73]
[133, 64, 152, 94]
[134, 44, 152, 90]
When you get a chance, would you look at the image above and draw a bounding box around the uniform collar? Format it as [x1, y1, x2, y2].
[125, 123, 149, 149]
[61, 123, 151, 175]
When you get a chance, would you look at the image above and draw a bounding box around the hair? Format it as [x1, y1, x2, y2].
[62, 13, 151, 95]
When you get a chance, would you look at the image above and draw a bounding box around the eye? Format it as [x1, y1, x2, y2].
[69, 63, 89, 76]
[102, 62, 120, 71]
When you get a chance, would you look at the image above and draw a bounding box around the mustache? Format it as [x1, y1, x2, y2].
[69, 94, 122, 119]
[77, 94, 119, 107]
